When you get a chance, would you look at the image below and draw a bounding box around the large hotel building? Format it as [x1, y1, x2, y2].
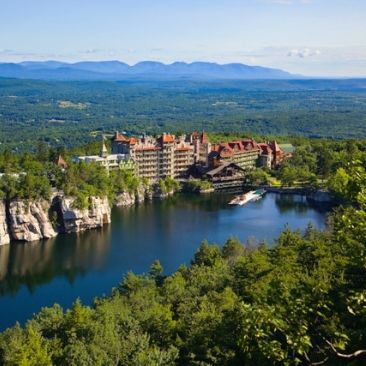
[73, 131, 290, 182]
[111, 132, 211, 181]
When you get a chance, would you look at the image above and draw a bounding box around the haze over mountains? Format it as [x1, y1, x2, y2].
[0, 60, 295, 80]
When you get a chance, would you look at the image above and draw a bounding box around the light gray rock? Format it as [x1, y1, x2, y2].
[115, 192, 135, 206]
[8, 200, 57, 242]
[114, 185, 152, 206]
[30, 201, 58, 239]
[60, 196, 111, 233]
[0, 200, 10, 245]
[135, 187, 146, 203]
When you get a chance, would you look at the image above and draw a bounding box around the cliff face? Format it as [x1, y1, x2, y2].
[0, 200, 10, 245]
[114, 185, 152, 207]
[60, 196, 111, 233]
[7, 200, 57, 242]
[1, 185, 169, 244]
[115, 192, 135, 206]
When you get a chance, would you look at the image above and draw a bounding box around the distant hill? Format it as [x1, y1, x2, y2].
[0, 60, 295, 80]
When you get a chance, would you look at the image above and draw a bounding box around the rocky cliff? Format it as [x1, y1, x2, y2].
[1, 194, 112, 243]
[114, 184, 175, 206]
[1, 185, 173, 244]
[114, 185, 152, 206]
[7, 200, 57, 242]
[60, 196, 111, 233]
[0, 200, 10, 245]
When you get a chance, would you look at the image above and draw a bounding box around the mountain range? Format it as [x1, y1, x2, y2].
[0, 61, 295, 80]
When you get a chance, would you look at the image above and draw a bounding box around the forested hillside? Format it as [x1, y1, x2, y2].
[1, 78, 366, 152]
[0, 162, 365, 365]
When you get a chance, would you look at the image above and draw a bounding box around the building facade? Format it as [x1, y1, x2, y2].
[209, 139, 261, 170]
[73, 140, 134, 171]
[187, 131, 211, 167]
[74, 132, 289, 182]
[208, 139, 286, 171]
[112, 132, 194, 181]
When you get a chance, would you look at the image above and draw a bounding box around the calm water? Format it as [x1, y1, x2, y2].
[0, 193, 330, 330]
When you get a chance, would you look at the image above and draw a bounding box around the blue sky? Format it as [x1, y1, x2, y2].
[0, 0, 365, 76]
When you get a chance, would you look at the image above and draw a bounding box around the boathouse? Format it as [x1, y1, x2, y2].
[205, 162, 246, 191]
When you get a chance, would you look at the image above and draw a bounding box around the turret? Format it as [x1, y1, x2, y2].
[101, 135, 108, 158]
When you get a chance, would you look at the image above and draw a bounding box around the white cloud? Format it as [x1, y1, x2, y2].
[82, 49, 99, 54]
[287, 48, 321, 58]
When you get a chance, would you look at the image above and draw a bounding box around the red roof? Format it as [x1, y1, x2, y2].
[190, 131, 209, 144]
[269, 140, 282, 153]
[258, 143, 273, 155]
[161, 134, 175, 143]
[113, 132, 138, 145]
[201, 131, 209, 144]
[56, 155, 68, 168]
[211, 139, 260, 159]
[113, 132, 129, 142]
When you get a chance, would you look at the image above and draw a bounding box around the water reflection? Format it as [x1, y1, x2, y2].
[275, 194, 333, 214]
[0, 225, 111, 296]
[0, 193, 330, 330]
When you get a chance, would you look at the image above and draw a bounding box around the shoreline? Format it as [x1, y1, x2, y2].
[0, 187, 334, 246]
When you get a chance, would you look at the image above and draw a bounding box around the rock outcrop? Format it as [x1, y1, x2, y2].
[0, 200, 10, 245]
[1, 184, 173, 244]
[60, 196, 111, 233]
[115, 192, 136, 207]
[114, 185, 152, 206]
[7, 200, 57, 242]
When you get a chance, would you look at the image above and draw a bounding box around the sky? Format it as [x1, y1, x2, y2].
[0, 0, 365, 77]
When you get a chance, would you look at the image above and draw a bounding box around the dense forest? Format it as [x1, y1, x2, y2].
[0, 142, 178, 209]
[0, 160, 365, 365]
[1, 78, 366, 152]
[1, 136, 365, 205]
[0, 136, 366, 208]
[1, 78, 366, 364]
[0, 133, 366, 364]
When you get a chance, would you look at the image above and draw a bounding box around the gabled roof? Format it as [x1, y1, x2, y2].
[211, 138, 260, 158]
[113, 132, 139, 145]
[206, 161, 245, 177]
[269, 140, 282, 153]
[189, 131, 209, 144]
[158, 134, 175, 144]
[258, 143, 273, 155]
[113, 132, 130, 142]
[201, 131, 209, 144]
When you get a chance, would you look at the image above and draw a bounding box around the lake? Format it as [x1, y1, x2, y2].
[0, 193, 330, 330]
